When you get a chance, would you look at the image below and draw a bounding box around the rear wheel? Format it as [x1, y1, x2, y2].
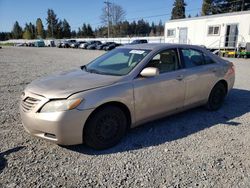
[206, 82, 227, 111]
[84, 106, 127, 150]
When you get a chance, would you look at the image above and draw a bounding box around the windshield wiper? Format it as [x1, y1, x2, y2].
[87, 68, 121, 76]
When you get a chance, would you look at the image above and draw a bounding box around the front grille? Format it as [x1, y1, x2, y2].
[21, 97, 40, 112]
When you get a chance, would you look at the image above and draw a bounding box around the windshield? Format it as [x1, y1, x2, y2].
[85, 48, 150, 76]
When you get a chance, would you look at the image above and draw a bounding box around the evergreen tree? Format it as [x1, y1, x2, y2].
[86, 24, 94, 37]
[23, 23, 32, 39]
[71, 30, 77, 38]
[201, 0, 214, 15]
[12, 21, 23, 39]
[62, 19, 71, 38]
[29, 22, 36, 39]
[55, 20, 63, 39]
[46, 9, 58, 38]
[36, 18, 45, 38]
[0, 32, 12, 41]
[156, 20, 164, 36]
[82, 23, 88, 37]
[171, 0, 186, 20]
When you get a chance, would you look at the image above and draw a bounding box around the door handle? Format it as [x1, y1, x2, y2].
[176, 75, 184, 81]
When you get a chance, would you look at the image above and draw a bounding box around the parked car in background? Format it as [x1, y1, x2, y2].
[96, 42, 114, 50]
[34, 40, 45, 47]
[130, 39, 148, 45]
[45, 40, 55, 47]
[81, 41, 99, 49]
[86, 41, 102, 50]
[20, 44, 235, 149]
[103, 42, 121, 51]
[60, 41, 70, 48]
[72, 41, 86, 48]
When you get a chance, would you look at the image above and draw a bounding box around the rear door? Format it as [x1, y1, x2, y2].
[180, 48, 219, 106]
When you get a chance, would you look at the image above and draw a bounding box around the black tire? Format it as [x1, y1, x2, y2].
[206, 82, 227, 111]
[84, 106, 127, 150]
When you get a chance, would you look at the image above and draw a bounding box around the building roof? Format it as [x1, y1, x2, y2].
[166, 10, 250, 23]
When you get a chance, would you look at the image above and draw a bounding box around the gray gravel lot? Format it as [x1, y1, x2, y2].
[0, 46, 250, 187]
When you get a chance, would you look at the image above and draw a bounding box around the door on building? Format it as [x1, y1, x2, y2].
[225, 24, 238, 47]
[179, 28, 188, 44]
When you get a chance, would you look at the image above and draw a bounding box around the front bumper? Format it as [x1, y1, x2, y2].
[20, 92, 94, 145]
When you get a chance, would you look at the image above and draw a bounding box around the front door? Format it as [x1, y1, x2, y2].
[133, 49, 186, 124]
[225, 24, 238, 47]
[179, 28, 188, 44]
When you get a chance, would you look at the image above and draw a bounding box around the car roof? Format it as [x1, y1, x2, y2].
[118, 43, 205, 51]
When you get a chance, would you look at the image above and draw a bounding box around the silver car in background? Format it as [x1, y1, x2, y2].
[20, 44, 235, 149]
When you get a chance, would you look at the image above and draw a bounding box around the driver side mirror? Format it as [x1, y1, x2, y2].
[140, 67, 159, 77]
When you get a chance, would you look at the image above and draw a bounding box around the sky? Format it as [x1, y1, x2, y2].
[0, 0, 203, 32]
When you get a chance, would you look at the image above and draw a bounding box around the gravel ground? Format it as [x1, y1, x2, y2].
[0, 46, 250, 187]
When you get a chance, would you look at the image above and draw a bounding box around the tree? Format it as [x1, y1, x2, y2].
[101, 2, 126, 37]
[55, 20, 63, 39]
[71, 30, 77, 38]
[149, 22, 156, 36]
[171, 0, 186, 19]
[62, 19, 71, 38]
[36, 18, 45, 38]
[22, 23, 36, 39]
[82, 23, 88, 37]
[0, 32, 12, 41]
[86, 24, 94, 37]
[206, 0, 250, 15]
[156, 20, 164, 36]
[46, 9, 58, 38]
[12, 21, 23, 39]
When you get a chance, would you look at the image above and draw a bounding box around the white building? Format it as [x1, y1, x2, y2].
[165, 10, 250, 49]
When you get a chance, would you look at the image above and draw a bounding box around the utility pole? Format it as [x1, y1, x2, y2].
[104, 0, 111, 38]
[241, 0, 245, 11]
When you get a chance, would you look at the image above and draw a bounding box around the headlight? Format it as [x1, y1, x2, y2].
[40, 98, 82, 113]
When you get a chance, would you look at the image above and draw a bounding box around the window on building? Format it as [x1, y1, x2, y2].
[167, 29, 176, 37]
[208, 26, 220, 36]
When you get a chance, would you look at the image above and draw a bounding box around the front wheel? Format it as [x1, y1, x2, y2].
[206, 83, 227, 111]
[83, 106, 127, 150]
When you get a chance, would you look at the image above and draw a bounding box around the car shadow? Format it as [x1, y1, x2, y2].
[0, 146, 25, 173]
[65, 88, 250, 155]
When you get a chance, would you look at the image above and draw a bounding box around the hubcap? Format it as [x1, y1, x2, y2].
[96, 115, 119, 141]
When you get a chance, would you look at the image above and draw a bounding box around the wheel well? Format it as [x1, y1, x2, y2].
[85, 102, 132, 129]
[216, 80, 228, 94]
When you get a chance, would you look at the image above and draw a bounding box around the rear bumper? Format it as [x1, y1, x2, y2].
[20, 106, 94, 145]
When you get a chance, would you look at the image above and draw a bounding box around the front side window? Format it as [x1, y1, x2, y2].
[147, 49, 179, 74]
[181, 49, 204, 68]
[86, 48, 150, 76]
[167, 29, 176, 37]
[208, 26, 220, 36]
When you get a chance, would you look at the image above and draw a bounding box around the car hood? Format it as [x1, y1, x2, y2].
[25, 68, 121, 99]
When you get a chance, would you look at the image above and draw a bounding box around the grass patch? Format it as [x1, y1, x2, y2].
[0, 42, 14, 47]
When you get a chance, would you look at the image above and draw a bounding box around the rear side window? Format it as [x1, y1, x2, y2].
[181, 49, 216, 68]
[181, 49, 204, 68]
[204, 54, 216, 65]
